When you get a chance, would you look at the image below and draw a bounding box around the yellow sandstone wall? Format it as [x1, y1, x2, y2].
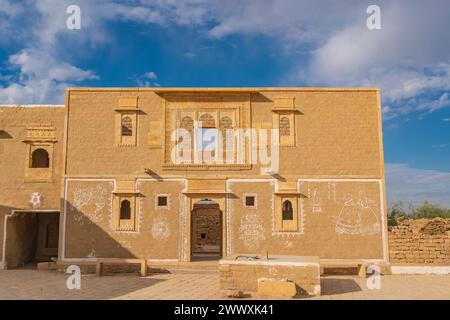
[60, 88, 386, 262]
[63, 179, 184, 259]
[0, 106, 65, 264]
[228, 180, 385, 260]
[64, 89, 382, 178]
[0, 88, 387, 264]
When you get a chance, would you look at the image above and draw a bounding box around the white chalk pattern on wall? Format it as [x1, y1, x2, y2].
[29, 192, 42, 208]
[312, 186, 322, 213]
[239, 213, 265, 250]
[87, 248, 96, 258]
[151, 217, 171, 240]
[71, 185, 107, 224]
[335, 192, 380, 236]
[328, 182, 337, 202]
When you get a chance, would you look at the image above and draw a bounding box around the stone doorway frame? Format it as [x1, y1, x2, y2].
[182, 194, 227, 262]
[1, 209, 60, 270]
[190, 199, 223, 260]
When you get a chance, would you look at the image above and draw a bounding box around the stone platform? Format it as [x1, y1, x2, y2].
[219, 255, 321, 297]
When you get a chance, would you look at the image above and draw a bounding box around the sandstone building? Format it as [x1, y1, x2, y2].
[0, 88, 388, 269]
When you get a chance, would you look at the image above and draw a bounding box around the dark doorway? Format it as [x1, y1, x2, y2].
[191, 200, 222, 261]
[5, 212, 59, 269]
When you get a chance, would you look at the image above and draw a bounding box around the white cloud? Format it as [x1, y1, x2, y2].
[0, 0, 25, 44]
[432, 144, 448, 148]
[293, 1, 450, 118]
[0, 49, 98, 104]
[144, 71, 158, 80]
[133, 71, 160, 87]
[385, 163, 450, 207]
[184, 52, 197, 59]
[418, 92, 450, 113]
[0, 0, 23, 16]
[443, 118, 450, 122]
[1, 0, 450, 112]
[100, 2, 164, 25]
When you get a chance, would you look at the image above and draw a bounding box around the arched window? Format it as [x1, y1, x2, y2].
[280, 117, 290, 136]
[121, 116, 133, 136]
[120, 200, 131, 220]
[31, 148, 49, 168]
[199, 113, 215, 128]
[282, 200, 293, 220]
[180, 116, 194, 132]
[219, 116, 232, 130]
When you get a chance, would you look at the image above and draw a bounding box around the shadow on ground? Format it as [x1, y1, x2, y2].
[320, 277, 362, 296]
[0, 269, 168, 300]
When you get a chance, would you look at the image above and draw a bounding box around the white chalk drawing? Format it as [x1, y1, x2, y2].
[226, 193, 234, 256]
[151, 217, 171, 240]
[87, 248, 96, 258]
[312, 186, 322, 213]
[269, 266, 278, 276]
[72, 185, 107, 223]
[284, 240, 293, 248]
[328, 182, 337, 202]
[335, 192, 380, 236]
[29, 192, 42, 208]
[238, 213, 265, 250]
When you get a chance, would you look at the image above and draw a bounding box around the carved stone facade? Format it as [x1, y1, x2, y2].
[0, 88, 388, 269]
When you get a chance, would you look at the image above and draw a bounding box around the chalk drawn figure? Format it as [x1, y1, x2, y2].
[312, 186, 322, 213]
[335, 192, 380, 236]
[328, 182, 337, 202]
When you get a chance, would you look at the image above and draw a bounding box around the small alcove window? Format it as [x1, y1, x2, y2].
[280, 117, 290, 136]
[245, 195, 256, 208]
[157, 196, 168, 207]
[282, 200, 293, 220]
[180, 116, 194, 132]
[120, 200, 131, 220]
[121, 116, 133, 136]
[31, 148, 49, 168]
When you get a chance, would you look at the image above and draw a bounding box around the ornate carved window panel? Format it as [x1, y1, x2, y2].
[22, 124, 57, 182]
[272, 97, 297, 147]
[162, 93, 251, 170]
[112, 180, 140, 232]
[115, 97, 139, 146]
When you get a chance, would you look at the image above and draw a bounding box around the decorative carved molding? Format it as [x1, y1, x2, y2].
[23, 125, 57, 142]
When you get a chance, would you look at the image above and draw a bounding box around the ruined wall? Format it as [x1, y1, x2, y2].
[388, 218, 450, 264]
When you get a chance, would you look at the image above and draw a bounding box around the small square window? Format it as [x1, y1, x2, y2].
[157, 196, 168, 207]
[200, 233, 207, 240]
[244, 195, 257, 208]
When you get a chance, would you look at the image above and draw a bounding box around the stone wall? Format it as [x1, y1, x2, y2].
[219, 257, 321, 296]
[388, 218, 450, 264]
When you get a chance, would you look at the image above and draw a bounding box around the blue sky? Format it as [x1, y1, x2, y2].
[0, 0, 449, 207]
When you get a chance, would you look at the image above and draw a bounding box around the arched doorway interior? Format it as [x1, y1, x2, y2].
[191, 199, 222, 261]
